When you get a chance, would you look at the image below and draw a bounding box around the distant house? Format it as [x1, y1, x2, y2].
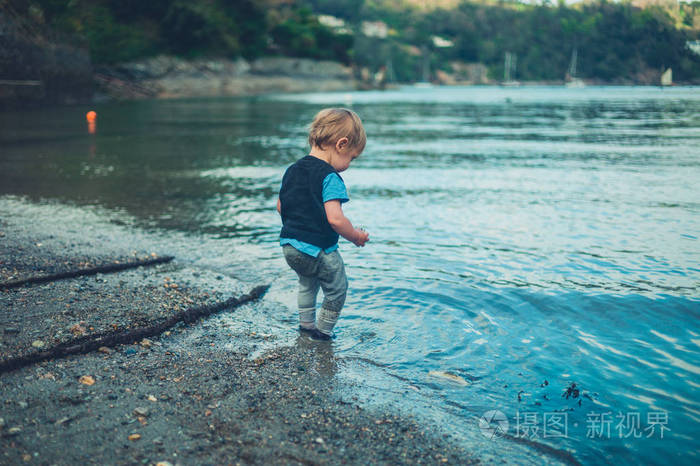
[687, 40, 700, 56]
[318, 15, 345, 29]
[431, 36, 454, 48]
[361, 21, 388, 38]
[317, 14, 352, 34]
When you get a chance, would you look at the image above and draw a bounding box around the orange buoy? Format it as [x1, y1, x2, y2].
[86, 111, 97, 122]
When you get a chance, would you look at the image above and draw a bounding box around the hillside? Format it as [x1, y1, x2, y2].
[2, 0, 699, 89]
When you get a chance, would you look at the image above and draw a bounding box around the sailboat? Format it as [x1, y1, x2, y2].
[413, 45, 434, 88]
[501, 51, 520, 87]
[661, 68, 672, 86]
[565, 48, 585, 88]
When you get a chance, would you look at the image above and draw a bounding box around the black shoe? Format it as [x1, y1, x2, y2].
[309, 329, 332, 341]
[298, 326, 332, 341]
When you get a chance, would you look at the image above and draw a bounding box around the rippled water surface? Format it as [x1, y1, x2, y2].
[1, 86, 699, 464]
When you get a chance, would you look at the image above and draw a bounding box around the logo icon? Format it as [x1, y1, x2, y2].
[479, 410, 509, 439]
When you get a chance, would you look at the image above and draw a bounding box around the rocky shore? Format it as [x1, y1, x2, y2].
[95, 56, 359, 101]
[0, 197, 477, 465]
[1, 13, 359, 107]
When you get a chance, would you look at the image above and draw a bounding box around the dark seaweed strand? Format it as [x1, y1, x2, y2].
[0, 256, 175, 290]
[0, 284, 269, 374]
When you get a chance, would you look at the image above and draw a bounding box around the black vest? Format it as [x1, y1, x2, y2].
[279, 155, 342, 249]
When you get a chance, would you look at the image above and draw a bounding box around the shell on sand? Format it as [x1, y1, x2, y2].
[427, 370, 469, 386]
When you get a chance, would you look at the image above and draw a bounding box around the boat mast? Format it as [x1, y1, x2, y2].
[504, 52, 512, 82]
[568, 48, 578, 79]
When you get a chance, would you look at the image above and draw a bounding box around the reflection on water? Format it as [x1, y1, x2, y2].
[1, 86, 699, 463]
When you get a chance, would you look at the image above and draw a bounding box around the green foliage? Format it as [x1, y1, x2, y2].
[269, 5, 352, 63]
[9, 0, 700, 82]
[81, 6, 159, 63]
[161, 1, 240, 57]
[402, 0, 700, 82]
[18, 0, 344, 64]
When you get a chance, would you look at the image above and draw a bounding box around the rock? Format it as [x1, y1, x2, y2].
[18, 401, 28, 409]
[79, 375, 95, 386]
[147, 395, 157, 402]
[315, 437, 324, 444]
[155, 461, 172, 466]
[140, 338, 153, 348]
[427, 370, 469, 386]
[133, 407, 149, 417]
[250, 57, 351, 79]
[125, 348, 138, 355]
[98, 346, 113, 354]
[128, 433, 141, 441]
[6, 427, 21, 436]
[0, 417, 4, 428]
[119, 55, 175, 79]
[69, 323, 86, 336]
[31, 340, 45, 348]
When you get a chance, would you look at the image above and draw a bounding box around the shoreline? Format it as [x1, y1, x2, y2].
[5, 51, 695, 109]
[93, 56, 361, 103]
[0, 196, 480, 465]
[9, 80, 700, 112]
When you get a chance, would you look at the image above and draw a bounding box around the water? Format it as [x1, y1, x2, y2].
[1, 86, 699, 464]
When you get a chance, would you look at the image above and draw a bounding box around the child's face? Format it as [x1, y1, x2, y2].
[331, 138, 362, 172]
[332, 147, 361, 172]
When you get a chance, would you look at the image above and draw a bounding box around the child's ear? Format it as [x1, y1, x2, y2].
[336, 137, 349, 151]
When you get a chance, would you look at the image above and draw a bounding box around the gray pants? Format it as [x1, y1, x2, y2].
[283, 245, 348, 336]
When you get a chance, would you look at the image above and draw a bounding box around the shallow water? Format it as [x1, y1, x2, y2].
[1, 86, 699, 464]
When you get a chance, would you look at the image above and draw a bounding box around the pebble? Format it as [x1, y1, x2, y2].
[31, 340, 45, 348]
[79, 375, 96, 385]
[7, 427, 22, 436]
[18, 401, 28, 409]
[0, 235, 475, 465]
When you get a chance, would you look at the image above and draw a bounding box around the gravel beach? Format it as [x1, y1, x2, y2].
[0, 197, 478, 465]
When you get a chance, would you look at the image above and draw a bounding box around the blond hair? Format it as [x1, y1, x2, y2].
[308, 108, 366, 153]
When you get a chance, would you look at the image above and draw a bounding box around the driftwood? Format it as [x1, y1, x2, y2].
[0, 256, 175, 290]
[0, 284, 269, 374]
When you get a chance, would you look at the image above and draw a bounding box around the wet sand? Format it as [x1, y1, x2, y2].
[0, 197, 477, 465]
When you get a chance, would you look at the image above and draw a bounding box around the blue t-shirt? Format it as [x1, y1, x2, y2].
[280, 172, 349, 257]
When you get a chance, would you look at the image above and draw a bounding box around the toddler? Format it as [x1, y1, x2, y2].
[277, 108, 370, 340]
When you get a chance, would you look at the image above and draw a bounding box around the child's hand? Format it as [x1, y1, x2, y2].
[353, 228, 370, 247]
